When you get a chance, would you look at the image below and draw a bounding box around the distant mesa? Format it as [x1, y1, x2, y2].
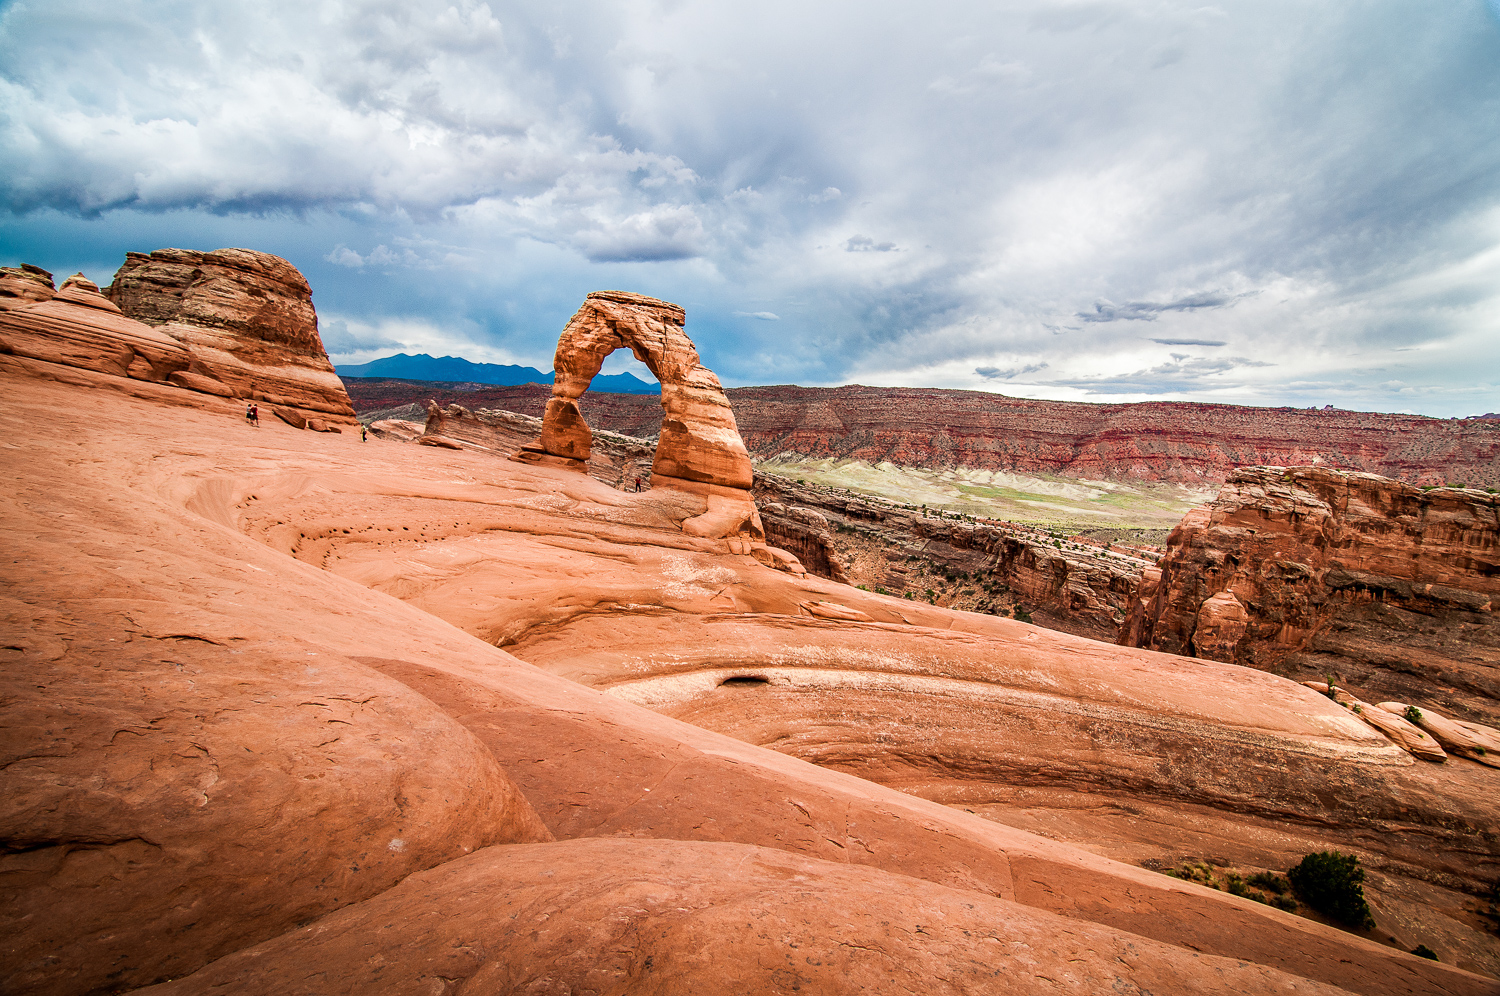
[343, 380, 1500, 491]
[336, 352, 660, 395]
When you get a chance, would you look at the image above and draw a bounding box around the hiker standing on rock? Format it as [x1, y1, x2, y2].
[245, 402, 254, 425]
[634, 476, 642, 492]
[249, 403, 259, 427]
[361, 423, 367, 442]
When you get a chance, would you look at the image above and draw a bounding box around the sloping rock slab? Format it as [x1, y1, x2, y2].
[0, 274, 190, 383]
[136, 838, 1357, 996]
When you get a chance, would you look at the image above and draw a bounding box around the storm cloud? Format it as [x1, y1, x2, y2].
[2, 0, 1498, 414]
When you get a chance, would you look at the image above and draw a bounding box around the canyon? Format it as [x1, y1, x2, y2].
[344, 378, 1500, 490]
[3, 264, 1499, 993]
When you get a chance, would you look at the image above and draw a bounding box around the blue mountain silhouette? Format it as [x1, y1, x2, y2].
[335, 353, 659, 394]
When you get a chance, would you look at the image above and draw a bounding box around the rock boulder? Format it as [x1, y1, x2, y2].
[107, 248, 356, 420]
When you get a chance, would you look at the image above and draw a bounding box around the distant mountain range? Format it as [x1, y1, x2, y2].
[335, 353, 659, 395]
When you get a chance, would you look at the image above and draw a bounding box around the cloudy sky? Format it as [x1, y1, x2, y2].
[3, 0, 1499, 415]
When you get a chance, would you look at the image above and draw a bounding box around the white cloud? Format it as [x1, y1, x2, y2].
[2, 0, 1499, 415]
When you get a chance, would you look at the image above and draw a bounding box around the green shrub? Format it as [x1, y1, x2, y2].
[1404, 705, 1423, 725]
[1410, 944, 1438, 961]
[1247, 871, 1288, 895]
[1288, 851, 1375, 929]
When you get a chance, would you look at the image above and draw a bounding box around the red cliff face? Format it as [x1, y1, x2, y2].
[342, 381, 1500, 488]
[1120, 467, 1500, 725]
[728, 386, 1500, 488]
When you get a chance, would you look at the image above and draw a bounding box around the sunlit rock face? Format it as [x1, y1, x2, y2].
[4, 353, 1496, 991]
[106, 248, 356, 419]
[0, 263, 57, 310]
[514, 290, 783, 558]
[518, 290, 752, 487]
[1121, 466, 1500, 725]
[0, 271, 193, 383]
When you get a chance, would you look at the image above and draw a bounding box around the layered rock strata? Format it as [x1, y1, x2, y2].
[513, 291, 777, 557]
[0, 263, 57, 310]
[730, 386, 1500, 489]
[342, 380, 1500, 489]
[1122, 467, 1500, 727]
[107, 248, 356, 420]
[7, 360, 1496, 987]
[0, 273, 193, 384]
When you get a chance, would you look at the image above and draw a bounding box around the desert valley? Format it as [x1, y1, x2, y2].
[0, 248, 1497, 995]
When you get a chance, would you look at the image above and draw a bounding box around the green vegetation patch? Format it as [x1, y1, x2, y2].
[1288, 851, 1376, 929]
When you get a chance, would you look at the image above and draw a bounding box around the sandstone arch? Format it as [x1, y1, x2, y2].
[514, 291, 790, 557]
[516, 291, 752, 487]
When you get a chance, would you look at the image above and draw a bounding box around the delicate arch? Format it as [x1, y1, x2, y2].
[518, 290, 753, 489]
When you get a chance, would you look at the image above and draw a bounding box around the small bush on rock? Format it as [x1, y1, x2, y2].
[1247, 871, 1289, 895]
[1288, 851, 1375, 929]
[1410, 944, 1438, 961]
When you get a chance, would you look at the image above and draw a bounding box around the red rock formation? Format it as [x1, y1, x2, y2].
[427, 401, 654, 490]
[107, 248, 356, 420]
[517, 291, 752, 487]
[752, 472, 1142, 639]
[4, 362, 1495, 991]
[729, 386, 1500, 489]
[0, 263, 56, 310]
[138, 838, 1360, 996]
[514, 291, 787, 563]
[0, 272, 192, 383]
[1121, 467, 1500, 727]
[343, 380, 1500, 489]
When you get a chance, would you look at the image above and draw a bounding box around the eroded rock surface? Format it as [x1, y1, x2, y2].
[107, 248, 356, 419]
[429, 401, 654, 490]
[753, 472, 1143, 638]
[518, 291, 749, 488]
[0, 263, 56, 310]
[4, 360, 1497, 991]
[514, 291, 786, 559]
[1121, 467, 1500, 727]
[138, 838, 1359, 996]
[0, 272, 192, 383]
[348, 381, 1500, 490]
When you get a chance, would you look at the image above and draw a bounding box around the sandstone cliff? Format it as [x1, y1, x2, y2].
[342, 380, 1500, 489]
[1121, 467, 1500, 727]
[107, 248, 356, 419]
[0, 272, 193, 384]
[730, 386, 1500, 489]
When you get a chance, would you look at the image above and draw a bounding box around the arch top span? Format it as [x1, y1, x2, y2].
[511, 291, 801, 571]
